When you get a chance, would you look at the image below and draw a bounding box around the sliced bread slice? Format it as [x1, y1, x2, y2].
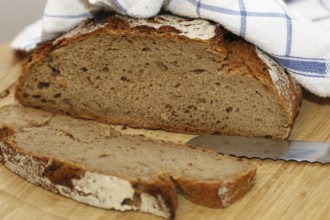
[15, 13, 301, 139]
[0, 105, 256, 219]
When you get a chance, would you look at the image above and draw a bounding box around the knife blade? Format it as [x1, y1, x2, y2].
[187, 135, 330, 164]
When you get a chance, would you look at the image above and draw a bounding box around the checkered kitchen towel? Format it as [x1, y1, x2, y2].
[11, 0, 330, 97]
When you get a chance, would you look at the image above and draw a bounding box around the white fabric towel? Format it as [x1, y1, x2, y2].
[11, 0, 330, 97]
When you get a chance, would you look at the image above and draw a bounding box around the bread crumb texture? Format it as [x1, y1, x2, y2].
[0, 105, 256, 219]
[16, 14, 301, 139]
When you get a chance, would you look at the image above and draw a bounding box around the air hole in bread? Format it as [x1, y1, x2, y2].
[174, 83, 181, 88]
[50, 67, 60, 76]
[226, 107, 233, 113]
[54, 93, 62, 98]
[98, 154, 110, 158]
[102, 66, 109, 72]
[255, 91, 263, 97]
[222, 125, 228, 129]
[155, 61, 169, 72]
[121, 76, 128, 81]
[38, 82, 50, 89]
[188, 105, 197, 111]
[192, 69, 206, 74]
[32, 95, 41, 99]
[165, 104, 173, 110]
[142, 47, 150, 52]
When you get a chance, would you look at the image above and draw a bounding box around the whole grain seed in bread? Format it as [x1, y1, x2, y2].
[15, 13, 301, 139]
[0, 105, 256, 219]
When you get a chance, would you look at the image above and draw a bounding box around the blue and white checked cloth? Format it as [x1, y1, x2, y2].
[11, 0, 330, 97]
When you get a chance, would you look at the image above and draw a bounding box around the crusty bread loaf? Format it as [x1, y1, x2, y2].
[0, 105, 256, 219]
[15, 13, 301, 139]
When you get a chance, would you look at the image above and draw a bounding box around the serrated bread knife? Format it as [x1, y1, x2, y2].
[187, 135, 330, 164]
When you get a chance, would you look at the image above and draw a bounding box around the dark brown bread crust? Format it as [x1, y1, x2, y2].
[15, 14, 301, 139]
[225, 41, 301, 125]
[0, 125, 178, 219]
[0, 105, 257, 219]
[19, 15, 225, 82]
[174, 167, 256, 208]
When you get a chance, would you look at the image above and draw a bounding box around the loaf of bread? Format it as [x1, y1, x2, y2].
[15, 13, 301, 139]
[0, 105, 256, 219]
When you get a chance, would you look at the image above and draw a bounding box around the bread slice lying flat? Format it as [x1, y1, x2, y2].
[0, 105, 256, 219]
[15, 13, 301, 139]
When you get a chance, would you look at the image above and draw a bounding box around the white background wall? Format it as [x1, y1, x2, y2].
[0, 1, 46, 44]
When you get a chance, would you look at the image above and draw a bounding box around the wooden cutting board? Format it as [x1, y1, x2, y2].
[0, 43, 329, 220]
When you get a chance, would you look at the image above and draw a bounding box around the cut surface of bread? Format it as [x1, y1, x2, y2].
[0, 105, 256, 219]
[15, 13, 301, 139]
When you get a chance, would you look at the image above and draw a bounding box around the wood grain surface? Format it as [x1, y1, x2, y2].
[0, 44, 329, 220]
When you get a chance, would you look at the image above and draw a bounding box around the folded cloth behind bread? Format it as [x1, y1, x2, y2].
[11, 0, 330, 97]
